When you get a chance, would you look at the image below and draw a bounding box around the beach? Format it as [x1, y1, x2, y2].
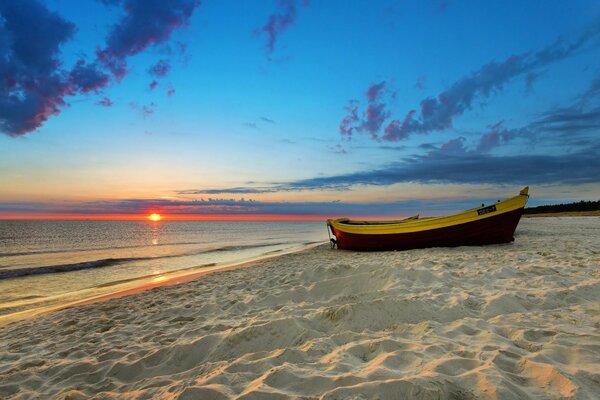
[1, 217, 599, 399]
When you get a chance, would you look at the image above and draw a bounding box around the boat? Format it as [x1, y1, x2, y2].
[326, 187, 529, 251]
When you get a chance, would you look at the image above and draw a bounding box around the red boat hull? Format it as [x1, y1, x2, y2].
[330, 207, 525, 251]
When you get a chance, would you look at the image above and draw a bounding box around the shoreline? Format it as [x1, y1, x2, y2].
[0, 241, 326, 326]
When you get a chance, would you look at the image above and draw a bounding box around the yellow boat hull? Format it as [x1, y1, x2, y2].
[327, 187, 529, 251]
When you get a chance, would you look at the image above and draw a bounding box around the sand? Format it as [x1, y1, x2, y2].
[1, 218, 599, 399]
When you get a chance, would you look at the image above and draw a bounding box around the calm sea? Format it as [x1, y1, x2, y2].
[0, 220, 326, 321]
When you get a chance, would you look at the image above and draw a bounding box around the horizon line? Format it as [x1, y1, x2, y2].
[0, 213, 407, 221]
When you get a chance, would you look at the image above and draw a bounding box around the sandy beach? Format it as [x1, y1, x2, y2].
[1, 217, 599, 399]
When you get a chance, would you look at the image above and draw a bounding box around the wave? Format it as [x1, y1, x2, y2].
[0, 242, 288, 280]
[0, 240, 212, 258]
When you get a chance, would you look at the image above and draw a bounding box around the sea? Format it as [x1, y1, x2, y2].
[0, 220, 327, 322]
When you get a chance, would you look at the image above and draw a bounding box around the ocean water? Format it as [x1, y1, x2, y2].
[0, 220, 326, 321]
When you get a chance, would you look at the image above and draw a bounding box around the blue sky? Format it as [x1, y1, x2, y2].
[1, 0, 599, 218]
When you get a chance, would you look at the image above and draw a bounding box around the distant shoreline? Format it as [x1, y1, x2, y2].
[523, 210, 600, 217]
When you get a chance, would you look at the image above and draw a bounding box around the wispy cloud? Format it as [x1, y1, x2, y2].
[97, 97, 114, 107]
[129, 101, 157, 118]
[340, 23, 600, 142]
[477, 74, 600, 152]
[340, 82, 391, 140]
[258, 0, 308, 60]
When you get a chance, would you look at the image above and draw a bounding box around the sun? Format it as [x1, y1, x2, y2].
[148, 213, 162, 221]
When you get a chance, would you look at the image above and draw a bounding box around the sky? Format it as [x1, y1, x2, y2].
[1, 0, 599, 219]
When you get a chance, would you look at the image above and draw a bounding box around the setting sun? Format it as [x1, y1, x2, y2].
[148, 213, 162, 221]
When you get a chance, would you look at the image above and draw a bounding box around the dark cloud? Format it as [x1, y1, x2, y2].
[261, 116, 275, 123]
[341, 24, 600, 142]
[97, 0, 200, 79]
[69, 60, 111, 93]
[532, 107, 600, 134]
[148, 59, 171, 77]
[259, 0, 307, 59]
[0, 0, 76, 136]
[149, 80, 158, 90]
[243, 122, 258, 129]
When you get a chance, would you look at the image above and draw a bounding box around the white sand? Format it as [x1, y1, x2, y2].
[1, 218, 599, 399]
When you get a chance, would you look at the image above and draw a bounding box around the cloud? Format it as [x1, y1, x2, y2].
[475, 75, 600, 152]
[285, 147, 600, 189]
[329, 144, 347, 154]
[0, 196, 467, 217]
[341, 23, 600, 142]
[97, 0, 200, 79]
[149, 80, 158, 90]
[129, 101, 156, 118]
[340, 82, 391, 140]
[339, 100, 360, 139]
[0, 0, 76, 136]
[580, 73, 600, 105]
[69, 60, 111, 93]
[1, 0, 199, 137]
[166, 83, 176, 96]
[261, 116, 275, 123]
[97, 97, 114, 107]
[243, 122, 258, 129]
[533, 108, 600, 132]
[148, 59, 171, 77]
[183, 127, 600, 194]
[258, 0, 307, 59]
[476, 120, 513, 153]
[524, 70, 545, 93]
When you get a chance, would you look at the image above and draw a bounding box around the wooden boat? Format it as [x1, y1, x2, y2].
[327, 187, 529, 251]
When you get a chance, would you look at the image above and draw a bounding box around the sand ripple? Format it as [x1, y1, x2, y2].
[1, 218, 599, 399]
